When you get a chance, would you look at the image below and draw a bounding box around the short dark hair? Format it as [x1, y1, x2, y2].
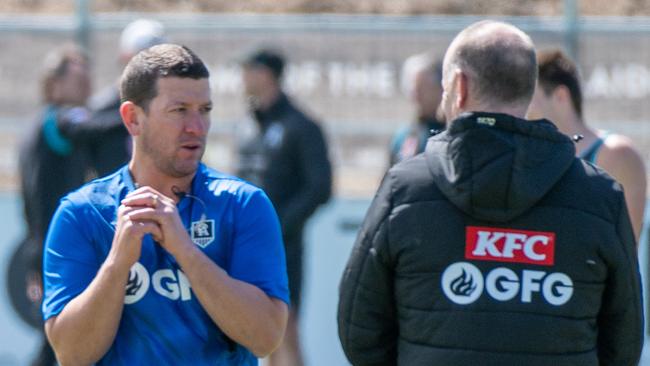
[242, 48, 285, 80]
[451, 22, 537, 106]
[120, 44, 209, 110]
[537, 50, 583, 118]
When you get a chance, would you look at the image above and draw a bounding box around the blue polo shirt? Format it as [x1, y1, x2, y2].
[42, 164, 289, 365]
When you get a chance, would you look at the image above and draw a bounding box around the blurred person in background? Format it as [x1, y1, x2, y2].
[388, 52, 445, 166]
[527, 50, 647, 242]
[17, 43, 93, 366]
[338, 20, 642, 366]
[237, 48, 332, 366]
[87, 18, 166, 176]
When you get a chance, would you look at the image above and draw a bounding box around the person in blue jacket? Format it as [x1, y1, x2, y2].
[41, 43, 289, 365]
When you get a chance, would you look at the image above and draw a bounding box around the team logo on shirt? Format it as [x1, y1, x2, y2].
[125, 262, 150, 304]
[191, 219, 215, 248]
[465, 226, 555, 266]
[441, 262, 573, 306]
[124, 262, 193, 304]
[440, 227, 571, 306]
[441, 262, 484, 305]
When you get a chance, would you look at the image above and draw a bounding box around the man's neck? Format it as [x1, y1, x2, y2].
[554, 113, 594, 137]
[255, 87, 282, 112]
[456, 104, 528, 121]
[128, 159, 195, 202]
[552, 114, 599, 156]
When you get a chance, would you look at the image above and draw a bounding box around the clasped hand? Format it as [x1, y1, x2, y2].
[110, 186, 192, 268]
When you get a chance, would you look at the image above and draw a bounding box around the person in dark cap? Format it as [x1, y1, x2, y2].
[237, 48, 332, 366]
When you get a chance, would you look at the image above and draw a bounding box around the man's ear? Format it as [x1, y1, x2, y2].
[455, 69, 469, 110]
[120, 101, 143, 136]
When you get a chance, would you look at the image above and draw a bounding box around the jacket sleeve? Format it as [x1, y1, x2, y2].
[57, 108, 117, 142]
[278, 120, 332, 235]
[338, 173, 396, 366]
[597, 193, 644, 366]
[18, 133, 46, 271]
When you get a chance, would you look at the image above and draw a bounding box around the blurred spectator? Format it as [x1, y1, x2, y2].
[18, 43, 92, 366]
[237, 48, 332, 366]
[87, 18, 166, 176]
[528, 49, 647, 241]
[389, 53, 445, 166]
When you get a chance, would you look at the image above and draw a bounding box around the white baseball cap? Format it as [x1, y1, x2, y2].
[119, 19, 166, 56]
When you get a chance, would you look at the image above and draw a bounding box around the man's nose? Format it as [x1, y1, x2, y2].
[184, 110, 209, 135]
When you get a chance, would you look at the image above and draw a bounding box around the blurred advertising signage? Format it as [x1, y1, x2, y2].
[210, 61, 402, 98]
[211, 61, 650, 100]
[585, 63, 650, 99]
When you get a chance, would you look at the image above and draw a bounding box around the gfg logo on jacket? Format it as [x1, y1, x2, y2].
[124, 262, 192, 304]
[465, 226, 555, 266]
[441, 262, 573, 306]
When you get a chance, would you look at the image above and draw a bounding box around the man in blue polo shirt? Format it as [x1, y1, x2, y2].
[41, 44, 289, 365]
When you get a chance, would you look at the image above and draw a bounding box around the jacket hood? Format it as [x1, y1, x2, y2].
[425, 112, 575, 222]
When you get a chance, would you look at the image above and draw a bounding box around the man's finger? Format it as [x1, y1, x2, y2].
[129, 220, 164, 242]
[122, 192, 165, 208]
[126, 208, 163, 224]
[120, 205, 155, 218]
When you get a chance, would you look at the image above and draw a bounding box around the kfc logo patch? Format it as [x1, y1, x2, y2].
[465, 226, 555, 266]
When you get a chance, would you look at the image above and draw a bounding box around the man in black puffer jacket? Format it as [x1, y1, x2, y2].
[338, 20, 643, 366]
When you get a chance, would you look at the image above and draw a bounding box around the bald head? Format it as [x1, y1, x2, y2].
[442, 21, 537, 119]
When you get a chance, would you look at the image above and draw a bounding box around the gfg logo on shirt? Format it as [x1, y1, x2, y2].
[465, 226, 555, 266]
[124, 262, 192, 304]
[441, 262, 573, 306]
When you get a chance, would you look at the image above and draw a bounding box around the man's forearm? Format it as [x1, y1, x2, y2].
[174, 245, 288, 357]
[45, 259, 130, 365]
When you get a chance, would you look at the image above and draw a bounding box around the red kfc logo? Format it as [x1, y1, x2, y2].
[465, 226, 555, 266]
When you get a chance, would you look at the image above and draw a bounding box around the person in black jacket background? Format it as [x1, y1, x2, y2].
[237, 48, 332, 366]
[338, 20, 643, 366]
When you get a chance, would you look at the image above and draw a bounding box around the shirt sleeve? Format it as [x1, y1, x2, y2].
[42, 198, 101, 321]
[229, 187, 290, 305]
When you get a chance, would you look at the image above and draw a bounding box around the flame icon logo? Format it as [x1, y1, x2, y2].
[450, 269, 477, 297]
[441, 262, 484, 305]
[124, 262, 150, 304]
[126, 270, 143, 296]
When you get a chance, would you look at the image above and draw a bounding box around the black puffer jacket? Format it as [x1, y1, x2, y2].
[338, 112, 643, 366]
